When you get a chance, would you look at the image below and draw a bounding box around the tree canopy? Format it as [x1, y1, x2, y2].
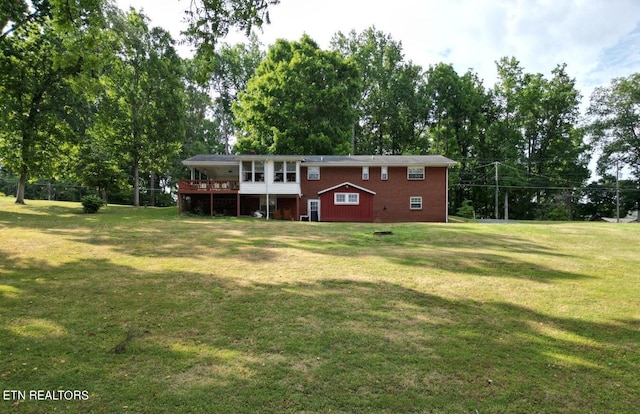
[587, 73, 640, 179]
[233, 35, 360, 155]
[331, 27, 422, 155]
[0, 16, 86, 204]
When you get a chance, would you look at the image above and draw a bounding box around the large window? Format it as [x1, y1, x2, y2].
[254, 161, 265, 182]
[407, 167, 425, 180]
[274, 161, 297, 182]
[307, 166, 320, 180]
[410, 196, 423, 210]
[242, 161, 265, 182]
[335, 193, 359, 205]
[242, 161, 253, 182]
[286, 162, 297, 182]
[274, 161, 284, 182]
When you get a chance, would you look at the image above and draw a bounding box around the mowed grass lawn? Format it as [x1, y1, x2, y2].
[0, 197, 639, 413]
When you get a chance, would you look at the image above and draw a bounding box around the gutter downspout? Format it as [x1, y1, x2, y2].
[445, 167, 449, 223]
[265, 159, 270, 220]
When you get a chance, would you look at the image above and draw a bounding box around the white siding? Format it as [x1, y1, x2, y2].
[239, 160, 301, 195]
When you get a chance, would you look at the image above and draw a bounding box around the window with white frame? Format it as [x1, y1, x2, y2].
[335, 192, 359, 205]
[274, 161, 284, 182]
[407, 167, 425, 180]
[362, 166, 369, 180]
[381, 166, 388, 180]
[410, 196, 423, 210]
[242, 161, 265, 182]
[242, 161, 253, 182]
[254, 161, 265, 182]
[286, 161, 297, 182]
[274, 161, 298, 182]
[307, 166, 320, 180]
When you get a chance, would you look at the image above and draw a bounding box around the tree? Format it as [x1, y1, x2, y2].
[587, 73, 640, 180]
[3, 0, 279, 50]
[331, 27, 422, 154]
[233, 35, 361, 155]
[579, 178, 640, 220]
[0, 18, 85, 204]
[182, 58, 226, 155]
[196, 35, 265, 154]
[420, 63, 490, 212]
[185, 0, 279, 54]
[477, 58, 588, 219]
[88, 8, 184, 206]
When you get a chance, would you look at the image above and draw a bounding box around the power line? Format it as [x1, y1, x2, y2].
[458, 183, 639, 192]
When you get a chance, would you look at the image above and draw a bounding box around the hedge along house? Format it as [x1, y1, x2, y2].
[178, 154, 457, 222]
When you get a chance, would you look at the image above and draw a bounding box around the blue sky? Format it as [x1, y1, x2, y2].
[117, 0, 640, 106]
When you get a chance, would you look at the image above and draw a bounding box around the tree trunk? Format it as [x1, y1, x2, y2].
[15, 169, 27, 204]
[565, 190, 574, 221]
[150, 171, 156, 207]
[133, 160, 140, 207]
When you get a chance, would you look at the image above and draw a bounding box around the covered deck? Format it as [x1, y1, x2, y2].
[178, 179, 301, 220]
[177, 179, 240, 216]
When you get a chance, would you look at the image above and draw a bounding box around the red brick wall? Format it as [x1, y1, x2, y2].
[300, 166, 448, 222]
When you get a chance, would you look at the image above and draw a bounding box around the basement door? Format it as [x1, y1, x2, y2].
[308, 199, 320, 222]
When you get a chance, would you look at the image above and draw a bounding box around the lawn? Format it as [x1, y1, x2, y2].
[0, 197, 639, 413]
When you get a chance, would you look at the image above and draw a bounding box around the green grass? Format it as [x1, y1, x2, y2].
[1, 197, 639, 413]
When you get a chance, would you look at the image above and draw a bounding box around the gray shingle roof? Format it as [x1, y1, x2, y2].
[301, 155, 456, 166]
[183, 154, 456, 167]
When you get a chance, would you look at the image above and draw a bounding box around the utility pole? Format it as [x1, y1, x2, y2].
[494, 161, 499, 220]
[616, 160, 620, 223]
[504, 191, 509, 221]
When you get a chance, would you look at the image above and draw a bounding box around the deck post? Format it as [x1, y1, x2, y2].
[210, 193, 213, 217]
[296, 195, 300, 220]
[236, 194, 240, 218]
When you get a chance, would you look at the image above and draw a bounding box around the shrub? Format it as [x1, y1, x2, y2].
[82, 195, 105, 214]
[456, 200, 475, 219]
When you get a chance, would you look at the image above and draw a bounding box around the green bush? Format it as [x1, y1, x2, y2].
[81, 195, 105, 214]
[456, 200, 475, 219]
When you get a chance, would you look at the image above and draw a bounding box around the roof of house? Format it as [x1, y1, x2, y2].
[301, 155, 456, 167]
[183, 154, 457, 167]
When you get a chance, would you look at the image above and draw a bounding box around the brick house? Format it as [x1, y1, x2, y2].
[178, 154, 457, 222]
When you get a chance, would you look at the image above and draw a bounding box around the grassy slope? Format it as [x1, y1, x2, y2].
[0, 197, 638, 413]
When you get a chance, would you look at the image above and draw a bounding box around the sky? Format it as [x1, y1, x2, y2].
[116, 0, 640, 105]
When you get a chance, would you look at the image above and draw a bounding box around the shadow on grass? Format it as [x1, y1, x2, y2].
[1, 203, 589, 283]
[0, 257, 638, 413]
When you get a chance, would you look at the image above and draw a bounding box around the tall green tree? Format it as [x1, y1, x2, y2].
[419, 63, 490, 211]
[88, 8, 184, 206]
[587, 73, 640, 179]
[195, 35, 264, 154]
[0, 17, 86, 204]
[182, 59, 226, 156]
[486, 58, 588, 219]
[331, 27, 421, 154]
[233, 35, 361, 155]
